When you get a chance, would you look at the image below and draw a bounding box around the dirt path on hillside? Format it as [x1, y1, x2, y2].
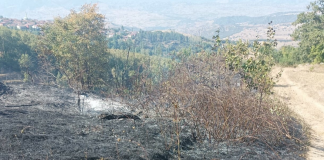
[273, 65, 324, 160]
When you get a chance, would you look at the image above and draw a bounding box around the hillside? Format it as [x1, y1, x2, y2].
[216, 12, 299, 39]
[107, 29, 213, 56]
[0, 2, 320, 159]
[0, 0, 310, 39]
[226, 23, 298, 48]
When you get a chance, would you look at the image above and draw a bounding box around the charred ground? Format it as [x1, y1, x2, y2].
[0, 83, 307, 160]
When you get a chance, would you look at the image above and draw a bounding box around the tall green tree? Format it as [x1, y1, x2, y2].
[0, 26, 37, 73]
[40, 4, 109, 91]
[292, 0, 324, 63]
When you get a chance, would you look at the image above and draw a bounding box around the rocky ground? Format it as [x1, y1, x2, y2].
[0, 83, 306, 160]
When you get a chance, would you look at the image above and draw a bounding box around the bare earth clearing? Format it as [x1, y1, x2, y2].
[227, 23, 299, 48]
[273, 64, 324, 160]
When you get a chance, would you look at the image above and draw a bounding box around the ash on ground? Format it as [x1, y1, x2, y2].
[0, 83, 306, 160]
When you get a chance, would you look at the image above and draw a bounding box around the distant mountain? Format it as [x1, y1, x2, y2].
[214, 12, 299, 25]
[0, 0, 310, 39]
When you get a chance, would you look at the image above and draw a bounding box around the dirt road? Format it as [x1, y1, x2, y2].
[273, 65, 324, 160]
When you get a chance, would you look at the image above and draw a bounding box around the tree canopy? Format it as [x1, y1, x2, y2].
[292, 0, 324, 63]
[0, 26, 37, 72]
[40, 4, 109, 91]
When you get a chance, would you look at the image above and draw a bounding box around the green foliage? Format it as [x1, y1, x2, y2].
[0, 4, 173, 94]
[273, 46, 301, 66]
[19, 54, 33, 70]
[292, 0, 324, 63]
[0, 26, 37, 72]
[217, 23, 280, 99]
[108, 30, 213, 57]
[108, 49, 174, 93]
[18, 54, 33, 82]
[310, 43, 324, 63]
[39, 4, 109, 91]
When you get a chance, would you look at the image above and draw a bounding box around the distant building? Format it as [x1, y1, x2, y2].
[13, 20, 20, 25]
[7, 24, 16, 29]
[0, 22, 6, 26]
[17, 25, 28, 30]
[25, 24, 31, 28]
[23, 13, 28, 21]
[130, 32, 137, 37]
[108, 33, 115, 38]
[32, 25, 39, 29]
[39, 20, 46, 24]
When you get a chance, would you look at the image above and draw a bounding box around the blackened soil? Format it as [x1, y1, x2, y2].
[0, 84, 306, 160]
[0, 82, 10, 96]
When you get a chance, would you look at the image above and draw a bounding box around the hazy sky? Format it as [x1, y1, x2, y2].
[0, 0, 313, 19]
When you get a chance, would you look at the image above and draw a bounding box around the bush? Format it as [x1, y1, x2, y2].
[273, 46, 302, 66]
[130, 53, 307, 159]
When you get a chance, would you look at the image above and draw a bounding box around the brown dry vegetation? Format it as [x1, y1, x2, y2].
[125, 53, 308, 159]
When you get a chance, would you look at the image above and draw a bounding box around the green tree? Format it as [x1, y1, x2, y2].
[39, 4, 110, 109]
[0, 27, 37, 73]
[19, 54, 33, 82]
[292, 0, 324, 63]
[40, 4, 109, 91]
[0, 27, 20, 71]
[273, 46, 301, 66]
[310, 43, 324, 63]
[216, 23, 280, 109]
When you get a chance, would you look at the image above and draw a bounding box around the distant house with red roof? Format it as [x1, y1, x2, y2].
[0, 17, 50, 31]
[7, 24, 16, 29]
[131, 32, 137, 37]
[0, 22, 6, 27]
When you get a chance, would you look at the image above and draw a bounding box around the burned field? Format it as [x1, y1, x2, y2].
[0, 83, 306, 160]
